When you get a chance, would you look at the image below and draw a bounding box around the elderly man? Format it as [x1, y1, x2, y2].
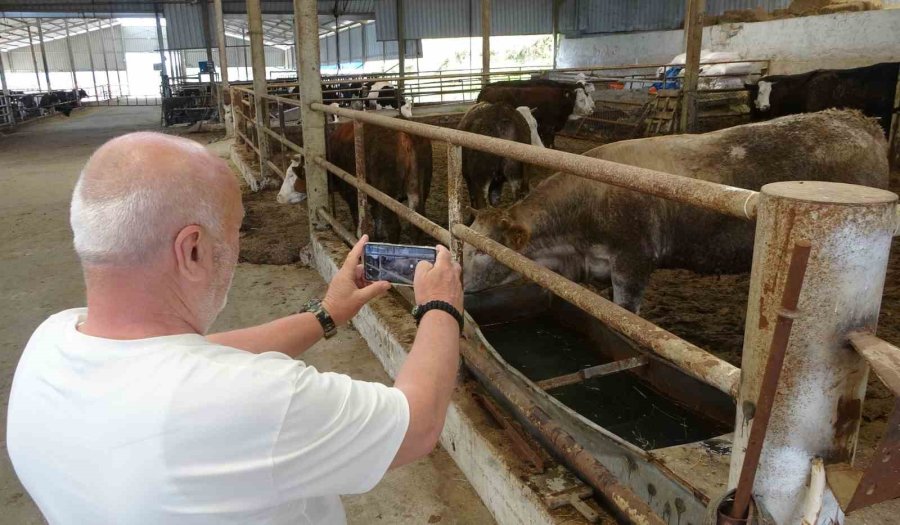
[7, 132, 464, 524]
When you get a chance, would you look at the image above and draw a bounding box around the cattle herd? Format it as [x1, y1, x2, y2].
[8, 89, 88, 120]
[274, 63, 897, 307]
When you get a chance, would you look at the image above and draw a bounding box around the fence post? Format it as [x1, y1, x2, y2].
[353, 120, 372, 237]
[730, 181, 898, 524]
[294, 0, 330, 228]
[446, 143, 464, 262]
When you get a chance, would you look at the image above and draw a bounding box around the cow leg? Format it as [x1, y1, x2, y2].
[609, 254, 653, 314]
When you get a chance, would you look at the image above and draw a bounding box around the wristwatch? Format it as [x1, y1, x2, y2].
[300, 299, 337, 339]
[412, 301, 464, 333]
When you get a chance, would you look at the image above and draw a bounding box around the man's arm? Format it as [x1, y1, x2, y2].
[390, 246, 463, 468]
[208, 236, 390, 358]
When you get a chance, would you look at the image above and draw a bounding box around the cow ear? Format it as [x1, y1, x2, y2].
[506, 223, 531, 251]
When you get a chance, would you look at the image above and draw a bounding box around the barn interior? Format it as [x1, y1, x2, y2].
[1, 1, 900, 524]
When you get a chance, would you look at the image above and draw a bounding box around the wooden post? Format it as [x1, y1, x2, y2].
[35, 20, 52, 91]
[63, 20, 79, 92]
[679, 0, 705, 133]
[213, 0, 231, 135]
[481, 0, 491, 86]
[247, 0, 271, 189]
[26, 25, 42, 91]
[294, 0, 329, 226]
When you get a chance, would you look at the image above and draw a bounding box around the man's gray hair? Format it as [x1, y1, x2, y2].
[70, 170, 226, 266]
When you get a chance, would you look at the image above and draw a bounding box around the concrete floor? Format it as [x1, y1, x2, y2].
[0, 107, 494, 525]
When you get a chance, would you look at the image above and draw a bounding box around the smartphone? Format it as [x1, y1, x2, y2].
[363, 242, 437, 286]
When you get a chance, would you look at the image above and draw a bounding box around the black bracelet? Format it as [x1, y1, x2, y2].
[411, 300, 464, 332]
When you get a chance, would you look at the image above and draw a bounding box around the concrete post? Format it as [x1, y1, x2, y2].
[730, 181, 898, 524]
[97, 20, 112, 102]
[26, 25, 42, 91]
[213, 0, 232, 135]
[294, 0, 329, 226]
[680, 0, 704, 133]
[247, 0, 271, 189]
[35, 20, 52, 91]
[154, 9, 170, 97]
[481, 0, 491, 86]
[63, 20, 79, 92]
[84, 23, 100, 104]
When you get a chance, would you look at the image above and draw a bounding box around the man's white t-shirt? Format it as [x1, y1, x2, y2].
[7, 308, 410, 525]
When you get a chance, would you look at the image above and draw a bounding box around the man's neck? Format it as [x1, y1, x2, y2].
[78, 265, 201, 340]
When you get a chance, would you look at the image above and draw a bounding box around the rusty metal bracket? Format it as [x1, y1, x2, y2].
[473, 391, 546, 474]
[535, 356, 649, 390]
[823, 332, 900, 513]
[544, 485, 602, 523]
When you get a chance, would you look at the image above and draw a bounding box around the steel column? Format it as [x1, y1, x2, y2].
[26, 25, 42, 91]
[481, 0, 491, 85]
[35, 20, 52, 91]
[114, 25, 127, 95]
[551, 0, 560, 70]
[85, 23, 99, 103]
[396, 0, 405, 98]
[214, 0, 232, 135]
[680, 0, 705, 133]
[62, 20, 79, 92]
[247, 0, 270, 189]
[0, 50, 13, 125]
[154, 8, 170, 97]
[294, 0, 329, 226]
[199, 0, 217, 118]
[730, 181, 898, 524]
[353, 121, 371, 237]
[242, 27, 250, 81]
[97, 20, 112, 101]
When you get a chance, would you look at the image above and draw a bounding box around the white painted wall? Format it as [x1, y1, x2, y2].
[558, 9, 900, 75]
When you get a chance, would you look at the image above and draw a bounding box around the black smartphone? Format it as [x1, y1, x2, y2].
[363, 242, 437, 286]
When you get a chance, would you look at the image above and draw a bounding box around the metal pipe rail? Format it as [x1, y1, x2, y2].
[312, 102, 760, 220]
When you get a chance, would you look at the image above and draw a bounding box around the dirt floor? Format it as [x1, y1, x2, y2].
[0, 106, 494, 525]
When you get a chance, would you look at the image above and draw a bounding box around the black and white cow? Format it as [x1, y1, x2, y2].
[747, 62, 899, 135]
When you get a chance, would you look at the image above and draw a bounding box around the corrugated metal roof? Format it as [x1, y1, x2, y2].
[319, 20, 420, 66]
[163, 2, 214, 51]
[0, 1, 377, 16]
[376, 0, 554, 40]
[1, 20, 126, 72]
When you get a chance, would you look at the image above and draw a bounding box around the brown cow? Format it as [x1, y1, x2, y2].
[328, 121, 433, 242]
[463, 110, 890, 313]
[477, 79, 594, 148]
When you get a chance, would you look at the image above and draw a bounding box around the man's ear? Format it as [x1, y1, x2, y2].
[174, 225, 206, 282]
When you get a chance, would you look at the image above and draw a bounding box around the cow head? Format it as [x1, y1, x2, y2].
[463, 206, 531, 293]
[571, 86, 595, 119]
[754, 80, 773, 111]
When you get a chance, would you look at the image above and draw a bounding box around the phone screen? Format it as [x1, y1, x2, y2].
[363, 242, 437, 286]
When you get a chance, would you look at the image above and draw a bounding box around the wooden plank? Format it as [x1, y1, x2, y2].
[536, 356, 648, 390]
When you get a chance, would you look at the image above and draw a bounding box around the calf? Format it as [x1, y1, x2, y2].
[328, 121, 432, 242]
[457, 102, 543, 208]
[463, 110, 889, 313]
[747, 62, 899, 134]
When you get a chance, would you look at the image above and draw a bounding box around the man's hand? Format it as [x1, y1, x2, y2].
[413, 245, 463, 312]
[323, 235, 392, 326]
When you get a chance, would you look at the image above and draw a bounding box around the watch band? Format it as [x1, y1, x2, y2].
[412, 300, 464, 333]
[301, 299, 337, 339]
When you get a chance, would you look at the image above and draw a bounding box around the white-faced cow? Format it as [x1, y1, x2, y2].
[477, 79, 594, 148]
[463, 110, 889, 313]
[457, 102, 544, 208]
[747, 62, 899, 135]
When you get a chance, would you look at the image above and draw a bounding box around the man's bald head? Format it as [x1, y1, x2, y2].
[71, 131, 241, 266]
